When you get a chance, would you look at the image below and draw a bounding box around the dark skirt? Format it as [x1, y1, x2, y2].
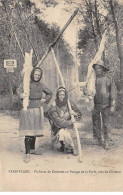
[19, 107, 44, 137]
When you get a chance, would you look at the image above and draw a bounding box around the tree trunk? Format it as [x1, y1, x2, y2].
[109, 0, 123, 81]
[88, 0, 98, 51]
[94, 0, 102, 39]
[94, 0, 106, 63]
[109, 0, 123, 127]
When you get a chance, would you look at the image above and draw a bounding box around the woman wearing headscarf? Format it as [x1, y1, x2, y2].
[17, 67, 52, 162]
[45, 87, 82, 156]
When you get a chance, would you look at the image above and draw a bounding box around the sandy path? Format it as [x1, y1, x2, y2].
[0, 112, 123, 191]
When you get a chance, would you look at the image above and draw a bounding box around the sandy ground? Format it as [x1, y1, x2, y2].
[0, 111, 123, 191]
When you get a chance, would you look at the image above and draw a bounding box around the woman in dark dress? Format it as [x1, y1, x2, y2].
[18, 67, 52, 162]
[46, 87, 82, 156]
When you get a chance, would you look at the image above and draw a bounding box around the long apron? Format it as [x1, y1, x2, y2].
[19, 106, 44, 137]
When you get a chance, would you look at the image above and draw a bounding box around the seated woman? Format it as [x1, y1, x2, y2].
[46, 87, 82, 156]
[17, 67, 52, 163]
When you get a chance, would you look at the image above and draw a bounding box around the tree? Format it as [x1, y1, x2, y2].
[109, 0, 123, 80]
[0, 0, 74, 97]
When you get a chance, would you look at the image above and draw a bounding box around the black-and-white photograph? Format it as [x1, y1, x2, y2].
[0, 0, 123, 192]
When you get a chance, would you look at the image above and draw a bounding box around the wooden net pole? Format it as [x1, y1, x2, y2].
[36, 8, 79, 68]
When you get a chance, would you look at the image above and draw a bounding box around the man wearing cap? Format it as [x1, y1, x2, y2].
[92, 60, 117, 150]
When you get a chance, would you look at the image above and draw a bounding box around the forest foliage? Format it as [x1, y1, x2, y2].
[0, 0, 123, 114]
[0, 0, 73, 96]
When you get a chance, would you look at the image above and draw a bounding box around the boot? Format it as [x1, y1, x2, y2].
[25, 136, 32, 154]
[98, 138, 104, 147]
[24, 137, 32, 163]
[57, 141, 64, 152]
[92, 138, 103, 146]
[92, 137, 100, 145]
[71, 148, 78, 156]
[30, 136, 36, 150]
[30, 136, 39, 155]
[104, 140, 109, 150]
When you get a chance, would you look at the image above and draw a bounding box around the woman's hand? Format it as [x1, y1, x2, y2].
[20, 93, 28, 99]
[70, 110, 78, 116]
[40, 99, 46, 103]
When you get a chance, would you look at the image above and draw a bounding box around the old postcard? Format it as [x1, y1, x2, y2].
[0, 0, 123, 192]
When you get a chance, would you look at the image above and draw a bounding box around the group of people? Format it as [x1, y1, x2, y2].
[17, 60, 117, 163]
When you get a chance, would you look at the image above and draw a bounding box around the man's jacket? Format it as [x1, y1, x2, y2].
[94, 72, 117, 108]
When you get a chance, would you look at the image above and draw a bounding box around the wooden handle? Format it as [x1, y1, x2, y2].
[36, 8, 79, 67]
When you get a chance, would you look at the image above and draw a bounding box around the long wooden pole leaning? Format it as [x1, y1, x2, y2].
[36, 8, 79, 68]
[51, 48, 82, 162]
